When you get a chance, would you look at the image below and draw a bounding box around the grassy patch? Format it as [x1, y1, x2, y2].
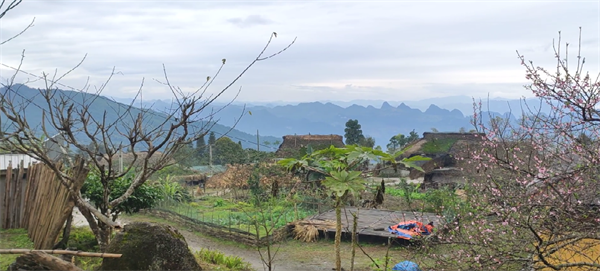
[194, 248, 253, 271]
[421, 138, 458, 154]
[0, 228, 34, 270]
[386, 188, 427, 200]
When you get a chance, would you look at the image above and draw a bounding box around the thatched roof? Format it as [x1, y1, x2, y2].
[275, 134, 345, 158]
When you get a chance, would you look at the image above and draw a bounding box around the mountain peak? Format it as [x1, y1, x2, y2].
[381, 102, 394, 110]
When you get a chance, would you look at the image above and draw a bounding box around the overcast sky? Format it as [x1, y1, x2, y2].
[0, 0, 598, 104]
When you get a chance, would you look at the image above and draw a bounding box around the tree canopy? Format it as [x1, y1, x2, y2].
[344, 119, 365, 145]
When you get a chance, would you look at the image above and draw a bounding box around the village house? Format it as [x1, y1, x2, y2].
[275, 134, 345, 158]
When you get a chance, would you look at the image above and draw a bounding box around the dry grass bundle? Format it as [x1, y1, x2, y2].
[292, 220, 335, 242]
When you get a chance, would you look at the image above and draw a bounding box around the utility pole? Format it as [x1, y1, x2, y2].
[119, 148, 123, 173]
[209, 144, 213, 166]
[257, 129, 260, 151]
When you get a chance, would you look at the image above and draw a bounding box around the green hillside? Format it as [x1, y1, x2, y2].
[0, 84, 278, 150]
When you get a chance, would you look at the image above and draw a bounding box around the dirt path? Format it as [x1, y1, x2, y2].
[73, 209, 398, 271]
[120, 215, 330, 271]
[73, 208, 331, 271]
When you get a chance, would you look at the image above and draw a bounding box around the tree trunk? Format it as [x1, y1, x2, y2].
[335, 197, 342, 271]
[53, 212, 73, 249]
[75, 202, 111, 252]
[350, 210, 358, 271]
[26, 251, 83, 271]
[97, 221, 112, 252]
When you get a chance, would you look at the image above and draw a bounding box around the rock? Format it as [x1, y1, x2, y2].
[7, 252, 82, 271]
[7, 253, 51, 271]
[100, 222, 202, 271]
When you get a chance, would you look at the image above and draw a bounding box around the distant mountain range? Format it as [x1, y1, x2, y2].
[113, 96, 545, 149]
[0, 85, 279, 151]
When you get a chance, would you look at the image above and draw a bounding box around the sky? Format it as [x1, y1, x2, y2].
[0, 0, 599, 105]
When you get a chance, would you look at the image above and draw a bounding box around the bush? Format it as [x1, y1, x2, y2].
[67, 226, 99, 251]
[82, 170, 164, 217]
[423, 187, 461, 218]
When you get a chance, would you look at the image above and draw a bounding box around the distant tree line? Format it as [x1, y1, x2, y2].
[173, 131, 275, 167]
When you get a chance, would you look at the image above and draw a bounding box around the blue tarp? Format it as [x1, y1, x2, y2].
[392, 260, 422, 271]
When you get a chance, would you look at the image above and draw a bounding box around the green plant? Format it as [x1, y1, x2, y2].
[195, 248, 252, 270]
[279, 145, 429, 271]
[214, 198, 225, 207]
[423, 187, 459, 215]
[67, 226, 100, 251]
[395, 179, 422, 209]
[157, 175, 193, 203]
[0, 228, 34, 270]
[82, 170, 164, 220]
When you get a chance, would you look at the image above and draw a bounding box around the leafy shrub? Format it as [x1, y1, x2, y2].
[82, 170, 164, 218]
[67, 226, 99, 251]
[423, 187, 461, 217]
[156, 175, 193, 203]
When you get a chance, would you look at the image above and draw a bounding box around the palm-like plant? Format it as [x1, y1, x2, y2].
[279, 145, 428, 271]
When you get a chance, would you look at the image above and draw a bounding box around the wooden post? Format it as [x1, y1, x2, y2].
[209, 145, 213, 166]
[257, 129, 260, 151]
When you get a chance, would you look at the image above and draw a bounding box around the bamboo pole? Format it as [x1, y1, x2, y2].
[13, 160, 24, 228]
[3, 162, 13, 228]
[0, 249, 122, 258]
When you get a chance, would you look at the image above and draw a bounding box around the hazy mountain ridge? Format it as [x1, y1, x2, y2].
[0, 85, 279, 150]
[111, 95, 545, 148]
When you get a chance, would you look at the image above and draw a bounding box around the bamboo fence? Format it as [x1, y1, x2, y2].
[0, 159, 88, 249]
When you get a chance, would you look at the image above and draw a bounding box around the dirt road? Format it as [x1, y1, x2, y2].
[72, 208, 332, 271]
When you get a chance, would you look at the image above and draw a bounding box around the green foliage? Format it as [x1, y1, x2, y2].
[247, 166, 265, 202]
[195, 248, 252, 270]
[344, 119, 365, 145]
[208, 131, 217, 146]
[323, 170, 364, 198]
[214, 137, 246, 165]
[213, 198, 225, 207]
[359, 136, 376, 148]
[398, 179, 421, 208]
[385, 187, 427, 200]
[81, 171, 164, 218]
[423, 188, 464, 221]
[156, 175, 192, 203]
[245, 149, 275, 163]
[66, 226, 100, 251]
[387, 129, 419, 153]
[0, 228, 34, 270]
[173, 141, 199, 168]
[421, 138, 458, 154]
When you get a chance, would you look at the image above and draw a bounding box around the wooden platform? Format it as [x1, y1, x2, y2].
[307, 207, 441, 241]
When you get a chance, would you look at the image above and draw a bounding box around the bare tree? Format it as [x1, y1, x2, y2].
[0, 31, 295, 250]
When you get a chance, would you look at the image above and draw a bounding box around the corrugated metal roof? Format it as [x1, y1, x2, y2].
[0, 154, 38, 170]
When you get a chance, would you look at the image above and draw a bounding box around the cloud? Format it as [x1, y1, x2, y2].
[0, 0, 597, 104]
[227, 15, 273, 28]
